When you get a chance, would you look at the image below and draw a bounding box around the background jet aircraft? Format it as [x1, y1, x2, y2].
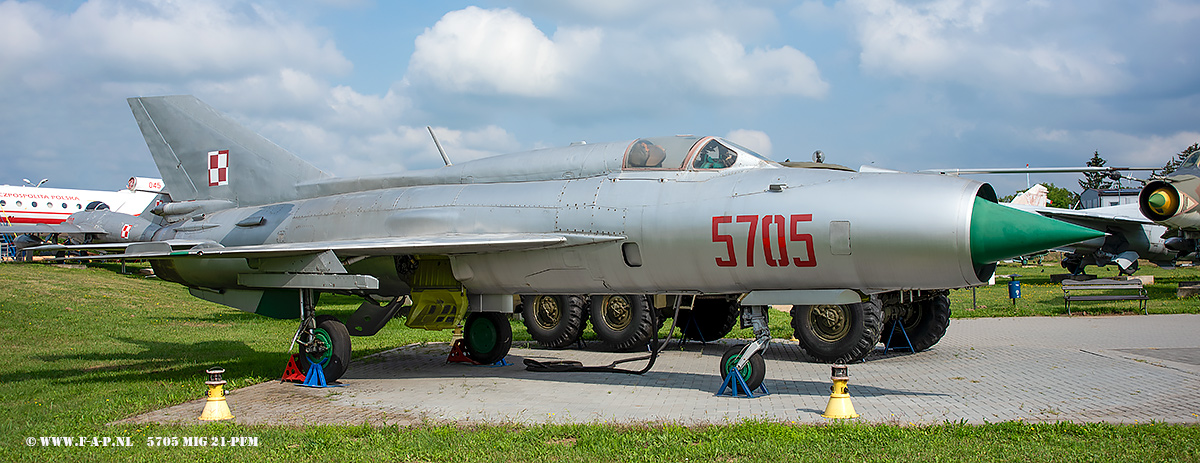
[1, 177, 164, 225]
[1004, 185, 1174, 275]
[1, 177, 169, 255]
[1140, 151, 1200, 258]
[917, 166, 1169, 276]
[47, 95, 1103, 386]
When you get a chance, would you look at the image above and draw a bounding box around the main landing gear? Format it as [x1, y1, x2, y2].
[462, 312, 513, 364]
[791, 298, 882, 364]
[288, 287, 515, 381]
[293, 290, 352, 382]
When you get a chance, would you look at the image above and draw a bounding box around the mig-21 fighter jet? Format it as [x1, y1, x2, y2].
[20, 95, 1104, 387]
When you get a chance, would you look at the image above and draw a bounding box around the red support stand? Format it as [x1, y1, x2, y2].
[281, 353, 306, 383]
[446, 339, 478, 364]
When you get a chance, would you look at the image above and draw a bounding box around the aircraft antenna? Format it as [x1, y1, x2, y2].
[427, 126, 452, 166]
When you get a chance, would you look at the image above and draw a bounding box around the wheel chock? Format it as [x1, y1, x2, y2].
[446, 339, 511, 366]
[822, 364, 859, 419]
[280, 354, 306, 383]
[446, 339, 475, 364]
[199, 367, 234, 421]
[298, 360, 343, 388]
[716, 369, 769, 398]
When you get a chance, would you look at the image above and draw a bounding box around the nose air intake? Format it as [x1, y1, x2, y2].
[969, 197, 1106, 266]
[1140, 181, 1181, 221]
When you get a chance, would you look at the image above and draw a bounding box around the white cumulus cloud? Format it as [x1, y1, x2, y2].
[666, 33, 828, 98]
[0, 0, 351, 91]
[724, 129, 773, 157]
[408, 6, 829, 102]
[407, 6, 601, 97]
[847, 0, 1131, 96]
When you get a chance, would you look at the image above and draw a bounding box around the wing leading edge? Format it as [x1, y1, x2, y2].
[1008, 203, 1153, 227]
[56, 233, 624, 261]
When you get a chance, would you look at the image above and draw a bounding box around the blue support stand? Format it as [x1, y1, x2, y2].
[683, 316, 712, 345]
[298, 361, 343, 388]
[880, 319, 913, 353]
[715, 370, 769, 398]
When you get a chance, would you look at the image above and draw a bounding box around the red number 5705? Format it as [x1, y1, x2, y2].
[712, 214, 816, 268]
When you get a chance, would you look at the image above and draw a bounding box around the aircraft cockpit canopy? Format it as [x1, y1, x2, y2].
[623, 136, 772, 171]
[85, 201, 110, 212]
[1180, 151, 1200, 171]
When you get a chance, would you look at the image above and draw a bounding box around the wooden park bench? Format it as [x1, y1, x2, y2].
[1061, 278, 1148, 315]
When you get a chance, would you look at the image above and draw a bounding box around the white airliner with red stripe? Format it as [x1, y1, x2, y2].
[0, 177, 165, 225]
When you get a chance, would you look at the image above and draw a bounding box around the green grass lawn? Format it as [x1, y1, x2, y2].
[951, 260, 1200, 318]
[0, 261, 1196, 461]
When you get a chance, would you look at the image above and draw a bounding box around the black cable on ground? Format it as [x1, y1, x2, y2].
[524, 297, 683, 375]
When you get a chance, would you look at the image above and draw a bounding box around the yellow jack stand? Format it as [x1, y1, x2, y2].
[199, 367, 234, 421]
[822, 364, 859, 419]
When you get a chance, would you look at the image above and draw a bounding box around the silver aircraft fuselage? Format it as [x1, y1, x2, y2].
[143, 136, 1047, 300]
[12, 95, 1112, 380]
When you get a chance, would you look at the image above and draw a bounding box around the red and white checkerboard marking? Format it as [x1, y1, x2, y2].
[208, 150, 229, 186]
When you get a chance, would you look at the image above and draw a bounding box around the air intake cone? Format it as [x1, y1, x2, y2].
[970, 197, 1105, 266]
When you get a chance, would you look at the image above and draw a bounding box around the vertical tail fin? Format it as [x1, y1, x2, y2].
[1008, 184, 1050, 207]
[127, 95, 330, 206]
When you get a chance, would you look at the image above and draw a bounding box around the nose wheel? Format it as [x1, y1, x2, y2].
[716, 305, 771, 396]
[720, 344, 766, 391]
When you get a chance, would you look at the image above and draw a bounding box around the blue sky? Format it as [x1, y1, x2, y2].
[1, 0, 1197, 196]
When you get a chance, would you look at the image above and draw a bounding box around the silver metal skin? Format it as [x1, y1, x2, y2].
[452, 165, 991, 295]
[921, 166, 1160, 175]
[130, 133, 994, 297]
[30, 95, 1107, 379]
[120, 96, 1013, 299]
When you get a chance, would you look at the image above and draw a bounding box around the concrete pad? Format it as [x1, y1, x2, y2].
[116, 314, 1200, 426]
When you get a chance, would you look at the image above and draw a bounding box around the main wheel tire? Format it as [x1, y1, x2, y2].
[791, 299, 882, 363]
[676, 297, 739, 342]
[298, 315, 352, 382]
[521, 295, 586, 348]
[719, 344, 765, 391]
[590, 294, 654, 351]
[463, 312, 513, 365]
[880, 294, 951, 353]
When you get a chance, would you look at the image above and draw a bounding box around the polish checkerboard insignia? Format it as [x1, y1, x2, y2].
[208, 150, 229, 186]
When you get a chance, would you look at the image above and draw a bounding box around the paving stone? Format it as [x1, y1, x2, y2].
[115, 314, 1200, 426]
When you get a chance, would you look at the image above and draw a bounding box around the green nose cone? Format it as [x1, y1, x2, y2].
[1148, 192, 1168, 209]
[970, 197, 1106, 266]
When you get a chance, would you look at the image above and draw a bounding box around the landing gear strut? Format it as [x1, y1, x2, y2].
[292, 289, 352, 382]
[717, 305, 771, 391]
